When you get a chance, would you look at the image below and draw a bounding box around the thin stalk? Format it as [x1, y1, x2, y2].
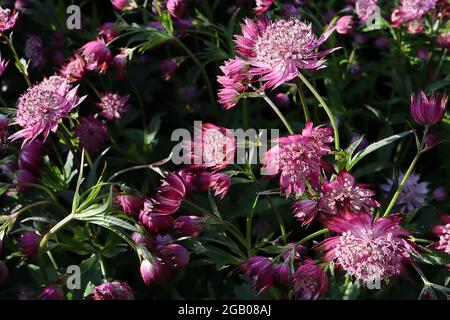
[297, 228, 329, 245]
[3, 34, 31, 86]
[297, 72, 340, 150]
[249, 84, 294, 134]
[297, 82, 310, 122]
[98, 254, 108, 282]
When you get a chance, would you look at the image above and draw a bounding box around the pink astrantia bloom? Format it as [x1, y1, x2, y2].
[112, 49, 129, 79]
[355, 0, 378, 23]
[60, 55, 87, 82]
[93, 280, 135, 300]
[234, 18, 338, 89]
[316, 214, 414, 282]
[24, 35, 46, 69]
[0, 53, 8, 76]
[18, 232, 41, 257]
[19, 140, 46, 173]
[431, 214, 450, 254]
[391, 0, 437, 32]
[9, 76, 86, 144]
[79, 38, 112, 74]
[98, 22, 119, 42]
[74, 115, 109, 153]
[209, 172, 231, 199]
[336, 15, 354, 35]
[240, 256, 276, 294]
[139, 200, 175, 233]
[111, 0, 136, 11]
[167, 0, 186, 18]
[262, 122, 333, 198]
[293, 171, 380, 225]
[437, 32, 450, 50]
[410, 91, 447, 126]
[115, 194, 144, 215]
[140, 258, 171, 286]
[39, 285, 64, 300]
[254, 0, 275, 15]
[0, 6, 19, 33]
[217, 58, 253, 109]
[189, 123, 236, 171]
[97, 92, 130, 120]
[293, 259, 328, 300]
[177, 167, 212, 194]
[174, 215, 203, 237]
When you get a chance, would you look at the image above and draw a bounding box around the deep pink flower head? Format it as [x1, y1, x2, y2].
[18, 232, 41, 256]
[355, 0, 378, 23]
[336, 15, 354, 35]
[177, 167, 212, 194]
[140, 258, 171, 286]
[19, 140, 46, 173]
[293, 259, 328, 300]
[99, 22, 119, 42]
[166, 0, 186, 18]
[437, 32, 450, 50]
[145, 172, 186, 216]
[112, 49, 129, 79]
[79, 38, 112, 74]
[294, 171, 380, 225]
[399, 0, 437, 21]
[240, 256, 276, 294]
[174, 215, 203, 237]
[74, 115, 109, 153]
[111, 0, 135, 11]
[0, 53, 8, 77]
[0, 261, 8, 286]
[131, 231, 154, 247]
[115, 194, 144, 215]
[209, 172, 231, 199]
[25, 35, 46, 69]
[14, 169, 37, 191]
[262, 122, 333, 198]
[139, 200, 175, 233]
[235, 18, 338, 89]
[0, 6, 19, 33]
[39, 285, 64, 300]
[254, 0, 275, 15]
[97, 92, 129, 120]
[60, 55, 87, 82]
[410, 91, 447, 126]
[431, 214, 450, 254]
[157, 243, 190, 270]
[316, 214, 414, 282]
[189, 123, 236, 171]
[217, 58, 253, 109]
[10, 76, 85, 144]
[93, 280, 134, 300]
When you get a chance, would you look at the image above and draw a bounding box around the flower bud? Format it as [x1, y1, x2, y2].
[336, 15, 354, 35]
[93, 280, 135, 300]
[19, 140, 46, 173]
[140, 258, 171, 286]
[174, 215, 203, 237]
[410, 91, 447, 126]
[18, 232, 41, 256]
[158, 243, 189, 269]
[39, 285, 64, 300]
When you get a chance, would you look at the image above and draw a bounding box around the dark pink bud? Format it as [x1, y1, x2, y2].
[79, 38, 112, 74]
[174, 215, 203, 237]
[274, 263, 290, 286]
[0, 261, 8, 286]
[336, 15, 354, 35]
[140, 258, 171, 286]
[39, 285, 64, 300]
[99, 22, 119, 42]
[437, 32, 450, 50]
[240, 256, 275, 295]
[150, 173, 186, 215]
[19, 140, 46, 173]
[93, 280, 134, 300]
[18, 232, 41, 256]
[177, 167, 211, 194]
[274, 93, 291, 110]
[293, 259, 328, 300]
[209, 173, 231, 199]
[158, 243, 189, 269]
[112, 49, 128, 79]
[140, 211, 175, 234]
[60, 54, 86, 81]
[410, 91, 447, 126]
[131, 231, 154, 247]
[111, 0, 135, 11]
[115, 194, 144, 215]
[15, 169, 38, 192]
[433, 187, 448, 202]
[167, 0, 186, 18]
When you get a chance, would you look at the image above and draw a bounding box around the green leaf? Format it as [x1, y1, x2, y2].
[72, 150, 86, 213]
[413, 248, 450, 266]
[348, 130, 413, 170]
[208, 190, 221, 218]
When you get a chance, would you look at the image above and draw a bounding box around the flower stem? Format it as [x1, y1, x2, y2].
[250, 84, 294, 134]
[297, 82, 310, 122]
[3, 34, 31, 86]
[297, 228, 329, 245]
[297, 72, 340, 150]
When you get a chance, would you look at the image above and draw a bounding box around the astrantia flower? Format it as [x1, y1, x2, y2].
[234, 18, 338, 89]
[60, 55, 86, 82]
[274, 93, 291, 110]
[115, 193, 144, 215]
[167, 0, 186, 18]
[391, 0, 437, 32]
[111, 0, 136, 11]
[0, 6, 19, 33]
[10, 76, 85, 144]
[98, 22, 119, 42]
[93, 280, 134, 300]
[112, 49, 129, 79]
[262, 122, 333, 198]
[140, 258, 171, 286]
[19, 140, 46, 173]
[240, 256, 276, 294]
[316, 214, 414, 282]
[381, 172, 429, 212]
[97, 92, 129, 120]
[437, 32, 450, 49]
[15, 169, 37, 191]
[177, 167, 212, 194]
[174, 215, 203, 237]
[18, 232, 41, 256]
[139, 200, 175, 233]
[74, 115, 109, 153]
[24, 35, 46, 69]
[431, 214, 450, 254]
[189, 123, 236, 171]
[39, 285, 64, 300]
[293, 259, 328, 300]
[217, 58, 253, 109]
[254, 0, 275, 15]
[79, 38, 112, 74]
[410, 91, 447, 126]
[157, 243, 190, 270]
[293, 172, 379, 225]
[0, 53, 8, 77]
[209, 172, 231, 199]
[355, 0, 378, 23]
[336, 15, 354, 35]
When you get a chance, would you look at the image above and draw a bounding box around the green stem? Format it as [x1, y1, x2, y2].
[172, 36, 216, 108]
[250, 84, 294, 134]
[297, 82, 310, 122]
[297, 228, 329, 245]
[297, 72, 340, 150]
[98, 254, 108, 282]
[3, 34, 31, 86]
